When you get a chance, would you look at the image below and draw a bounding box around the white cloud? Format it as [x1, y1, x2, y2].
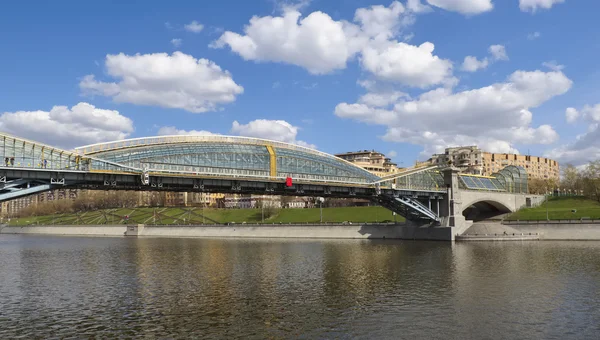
[80, 52, 243, 113]
[336, 70, 572, 158]
[212, 2, 452, 87]
[519, 0, 565, 13]
[406, 0, 432, 13]
[0, 103, 133, 149]
[425, 0, 493, 15]
[388, 150, 398, 157]
[184, 20, 204, 33]
[546, 105, 600, 164]
[489, 44, 508, 61]
[230, 119, 316, 148]
[565, 107, 579, 124]
[171, 38, 182, 47]
[354, 1, 406, 41]
[157, 126, 217, 136]
[527, 31, 541, 40]
[461, 44, 508, 72]
[461, 56, 489, 72]
[212, 8, 363, 74]
[542, 60, 564, 72]
[361, 41, 454, 88]
[581, 104, 600, 122]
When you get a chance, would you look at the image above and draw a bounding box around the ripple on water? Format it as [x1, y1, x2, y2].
[1, 236, 600, 339]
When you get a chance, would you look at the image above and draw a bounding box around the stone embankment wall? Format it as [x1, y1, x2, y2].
[460, 221, 600, 241]
[5, 222, 598, 241]
[508, 223, 600, 240]
[0, 223, 452, 241]
[0, 225, 127, 236]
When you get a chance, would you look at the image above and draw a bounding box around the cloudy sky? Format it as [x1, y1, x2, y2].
[1, 0, 597, 167]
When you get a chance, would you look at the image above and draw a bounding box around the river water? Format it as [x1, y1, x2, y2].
[1, 235, 599, 339]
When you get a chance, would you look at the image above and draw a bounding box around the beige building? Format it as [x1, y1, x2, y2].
[162, 192, 225, 207]
[428, 146, 484, 174]
[0, 188, 80, 218]
[1, 190, 227, 217]
[425, 146, 559, 180]
[335, 150, 402, 177]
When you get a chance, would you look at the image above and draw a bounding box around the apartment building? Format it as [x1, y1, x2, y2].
[335, 150, 401, 177]
[425, 146, 559, 180]
[0, 188, 80, 218]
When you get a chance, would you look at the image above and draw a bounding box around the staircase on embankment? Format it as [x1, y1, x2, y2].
[456, 220, 539, 241]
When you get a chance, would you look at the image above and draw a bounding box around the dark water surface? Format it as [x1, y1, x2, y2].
[1, 235, 599, 339]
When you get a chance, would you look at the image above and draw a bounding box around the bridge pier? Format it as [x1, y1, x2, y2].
[440, 167, 467, 233]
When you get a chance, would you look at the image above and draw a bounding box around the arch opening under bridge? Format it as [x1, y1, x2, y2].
[462, 199, 513, 222]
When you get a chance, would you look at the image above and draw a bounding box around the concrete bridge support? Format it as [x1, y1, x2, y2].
[440, 167, 468, 234]
[437, 166, 544, 239]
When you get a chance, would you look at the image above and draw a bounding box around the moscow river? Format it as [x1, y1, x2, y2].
[1, 235, 599, 339]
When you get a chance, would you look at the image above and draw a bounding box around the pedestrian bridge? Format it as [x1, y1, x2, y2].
[0, 132, 537, 226]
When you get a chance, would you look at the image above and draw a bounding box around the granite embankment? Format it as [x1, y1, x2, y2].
[0, 223, 453, 241]
[457, 221, 600, 241]
[4, 222, 600, 241]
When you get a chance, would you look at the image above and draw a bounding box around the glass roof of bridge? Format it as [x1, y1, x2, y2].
[459, 175, 505, 191]
[75, 135, 381, 184]
[459, 165, 528, 193]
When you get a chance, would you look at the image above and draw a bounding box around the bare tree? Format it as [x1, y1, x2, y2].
[582, 161, 600, 201]
[561, 164, 582, 193]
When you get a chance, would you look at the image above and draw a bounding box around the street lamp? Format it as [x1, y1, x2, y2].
[317, 197, 325, 223]
[545, 188, 549, 221]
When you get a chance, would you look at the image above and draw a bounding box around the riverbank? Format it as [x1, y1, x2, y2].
[0, 223, 452, 240]
[6, 206, 404, 226]
[459, 221, 600, 241]
[506, 196, 600, 220]
[4, 222, 600, 241]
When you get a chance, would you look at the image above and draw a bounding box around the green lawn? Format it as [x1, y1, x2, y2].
[6, 206, 404, 226]
[13, 197, 594, 225]
[506, 197, 600, 220]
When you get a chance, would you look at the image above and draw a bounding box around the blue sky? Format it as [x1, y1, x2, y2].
[1, 0, 598, 167]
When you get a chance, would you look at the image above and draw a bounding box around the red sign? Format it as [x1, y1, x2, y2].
[285, 177, 293, 187]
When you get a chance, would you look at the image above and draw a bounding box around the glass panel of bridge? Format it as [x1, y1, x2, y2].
[479, 177, 499, 191]
[491, 178, 505, 191]
[460, 176, 479, 189]
[473, 178, 487, 190]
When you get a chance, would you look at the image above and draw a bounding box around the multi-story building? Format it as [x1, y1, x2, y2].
[160, 192, 225, 207]
[481, 153, 559, 180]
[428, 146, 484, 175]
[424, 146, 559, 180]
[0, 189, 228, 217]
[335, 150, 401, 177]
[0, 188, 81, 218]
[223, 194, 282, 209]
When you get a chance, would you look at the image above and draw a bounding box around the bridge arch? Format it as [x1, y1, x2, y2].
[461, 197, 514, 221]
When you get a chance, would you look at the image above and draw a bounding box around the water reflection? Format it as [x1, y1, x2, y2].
[0, 235, 599, 339]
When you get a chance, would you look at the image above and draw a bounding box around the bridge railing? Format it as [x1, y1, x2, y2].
[0, 133, 85, 170]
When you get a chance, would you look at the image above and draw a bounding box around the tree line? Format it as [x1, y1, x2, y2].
[528, 161, 600, 202]
[15, 191, 163, 218]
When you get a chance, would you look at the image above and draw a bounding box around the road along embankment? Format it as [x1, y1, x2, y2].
[1, 223, 453, 241]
